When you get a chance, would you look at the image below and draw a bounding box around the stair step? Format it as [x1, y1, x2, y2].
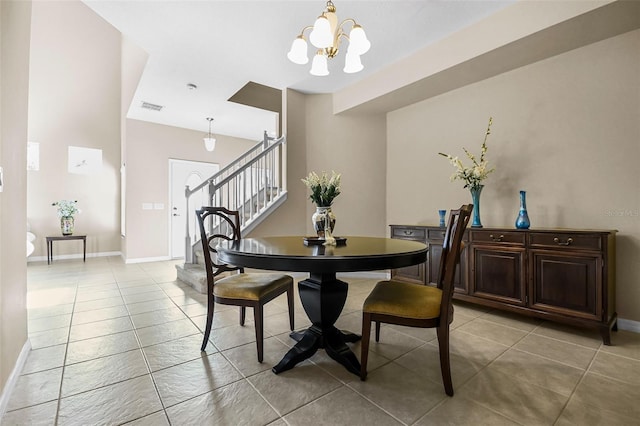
[175, 262, 232, 294]
[175, 263, 208, 294]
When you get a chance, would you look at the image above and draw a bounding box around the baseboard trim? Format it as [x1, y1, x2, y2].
[618, 318, 640, 333]
[125, 255, 172, 264]
[0, 339, 32, 417]
[27, 251, 121, 263]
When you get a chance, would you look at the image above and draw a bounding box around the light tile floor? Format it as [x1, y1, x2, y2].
[2, 257, 640, 425]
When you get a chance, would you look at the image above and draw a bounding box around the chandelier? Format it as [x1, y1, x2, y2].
[287, 0, 370, 76]
[203, 117, 216, 152]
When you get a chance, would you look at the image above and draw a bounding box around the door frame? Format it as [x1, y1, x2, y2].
[168, 158, 219, 259]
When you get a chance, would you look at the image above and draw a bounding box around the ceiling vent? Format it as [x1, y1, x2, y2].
[141, 101, 163, 111]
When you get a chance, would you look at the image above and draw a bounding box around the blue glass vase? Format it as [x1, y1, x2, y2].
[469, 185, 483, 228]
[515, 190, 530, 229]
[438, 210, 447, 227]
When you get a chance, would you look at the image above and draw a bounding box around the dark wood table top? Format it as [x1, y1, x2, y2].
[216, 236, 427, 273]
[46, 235, 86, 241]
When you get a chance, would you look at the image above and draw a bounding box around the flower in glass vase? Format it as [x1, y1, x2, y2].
[302, 171, 341, 239]
[301, 171, 341, 207]
[439, 117, 495, 228]
[438, 117, 495, 190]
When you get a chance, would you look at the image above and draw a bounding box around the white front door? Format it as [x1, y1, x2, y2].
[169, 159, 219, 259]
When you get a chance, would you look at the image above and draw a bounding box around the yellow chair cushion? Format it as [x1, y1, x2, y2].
[213, 273, 292, 301]
[363, 280, 442, 319]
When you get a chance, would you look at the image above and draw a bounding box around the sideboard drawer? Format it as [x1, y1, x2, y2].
[391, 226, 426, 241]
[470, 230, 525, 245]
[529, 232, 602, 251]
[427, 229, 447, 240]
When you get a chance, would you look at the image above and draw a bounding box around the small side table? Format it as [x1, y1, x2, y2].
[46, 235, 86, 264]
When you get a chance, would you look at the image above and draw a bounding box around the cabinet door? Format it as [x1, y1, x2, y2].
[471, 245, 526, 305]
[390, 226, 426, 284]
[530, 250, 602, 320]
[427, 243, 468, 293]
[391, 262, 425, 284]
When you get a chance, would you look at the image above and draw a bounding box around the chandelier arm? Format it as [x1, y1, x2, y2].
[297, 25, 314, 37]
[336, 18, 360, 45]
[338, 18, 357, 31]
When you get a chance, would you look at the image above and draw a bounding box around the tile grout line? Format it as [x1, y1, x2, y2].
[117, 272, 173, 424]
[53, 272, 83, 426]
[550, 337, 603, 425]
[432, 318, 535, 426]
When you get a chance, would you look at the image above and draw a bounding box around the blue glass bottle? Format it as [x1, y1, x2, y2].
[515, 190, 530, 229]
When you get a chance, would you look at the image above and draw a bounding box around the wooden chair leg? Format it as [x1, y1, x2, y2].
[287, 284, 295, 331]
[201, 295, 215, 351]
[375, 321, 381, 342]
[360, 312, 372, 380]
[240, 306, 246, 326]
[437, 325, 453, 396]
[254, 304, 264, 363]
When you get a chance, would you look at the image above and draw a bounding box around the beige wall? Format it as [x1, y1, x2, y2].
[124, 119, 258, 260]
[27, 0, 122, 258]
[1, 0, 31, 395]
[249, 89, 308, 237]
[304, 95, 387, 237]
[250, 91, 387, 238]
[387, 29, 640, 322]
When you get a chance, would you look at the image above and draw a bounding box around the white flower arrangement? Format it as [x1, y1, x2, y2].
[439, 117, 495, 190]
[52, 199, 80, 218]
[301, 171, 341, 207]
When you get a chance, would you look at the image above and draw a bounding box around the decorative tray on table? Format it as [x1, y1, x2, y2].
[303, 237, 347, 246]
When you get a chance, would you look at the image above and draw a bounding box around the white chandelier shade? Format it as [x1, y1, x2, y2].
[343, 50, 363, 74]
[310, 52, 329, 76]
[287, 1, 370, 76]
[309, 15, 332, 48]
[287, 36, 309, 64]
[348, 24, 371, 55]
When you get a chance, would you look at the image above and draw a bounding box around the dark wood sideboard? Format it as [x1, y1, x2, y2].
[390, 225, 617, 344]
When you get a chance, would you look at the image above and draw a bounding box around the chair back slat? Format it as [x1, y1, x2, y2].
[196, 207, 244, 284]
[437, 204, 473, 322]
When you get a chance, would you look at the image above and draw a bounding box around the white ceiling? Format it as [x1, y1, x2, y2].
[83, 0, 514, 141]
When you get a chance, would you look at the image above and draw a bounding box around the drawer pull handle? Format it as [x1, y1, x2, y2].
[403, 230, 413, 236]
[553, 237, 573, 246]
[489, 234, 504, 242]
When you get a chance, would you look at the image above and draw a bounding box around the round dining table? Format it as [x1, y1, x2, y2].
[216, 235, 428, 375]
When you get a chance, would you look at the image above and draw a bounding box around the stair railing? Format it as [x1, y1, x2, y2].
[182, 132, 286, 262]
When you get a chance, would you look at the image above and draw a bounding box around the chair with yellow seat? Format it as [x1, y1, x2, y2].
[196, 206, 294, 362]
[360, 204, 472, 395]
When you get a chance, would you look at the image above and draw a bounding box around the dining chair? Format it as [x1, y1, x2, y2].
[196, 206, 294, 362]
[360, 204, 473, 396]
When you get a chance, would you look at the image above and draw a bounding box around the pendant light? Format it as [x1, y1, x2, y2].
[204, 117, 216, 152]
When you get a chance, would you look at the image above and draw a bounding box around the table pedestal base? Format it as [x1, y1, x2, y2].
[272, 273, 361, 375]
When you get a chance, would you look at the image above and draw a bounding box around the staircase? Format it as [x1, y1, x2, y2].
[176, 132, 287, 292]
